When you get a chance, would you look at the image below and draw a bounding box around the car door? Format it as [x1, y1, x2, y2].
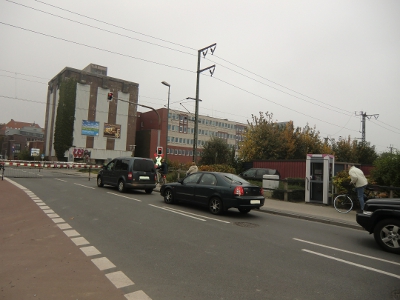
[194, 173, 218, 205]
[175, 173, 202, 202]
[102, 160, 116, 185]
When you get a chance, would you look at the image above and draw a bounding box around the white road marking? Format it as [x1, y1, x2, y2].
[43, 209, 54, 213]
[55, 178, 67, 182]
[302, 249, 400, 279]
[294, 238, 400, 266]
[63, 229, 80, 237]
[107, 192, 142, 202]
[106, 271, 134, 288]
[91, 257, 116, 270]
[71, 236, 89, 246]
[161, 206, 230, 224]
[39, 205, 50, 209]
[74, 183, 95, 189]
[125, 290, 152, 300]
[57, 223, 72, 230]
[52, 217, 65, 223]
[149, 204, 206, 221]
[47, 213, 60, 218]
[80, 246, 101, 256]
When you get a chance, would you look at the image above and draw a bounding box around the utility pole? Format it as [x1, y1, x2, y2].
[193, 43, 216, 163]
[355, 111, 379, 143]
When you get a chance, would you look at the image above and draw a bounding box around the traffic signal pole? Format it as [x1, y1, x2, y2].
[107, 95, 161, 154]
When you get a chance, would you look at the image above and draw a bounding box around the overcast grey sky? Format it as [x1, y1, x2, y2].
[1, 0, 399, 153]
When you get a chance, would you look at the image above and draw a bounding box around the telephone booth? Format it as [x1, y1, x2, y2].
[305, 154, 335, 204]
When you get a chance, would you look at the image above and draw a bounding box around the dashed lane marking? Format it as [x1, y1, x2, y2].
[294, 238, 400, 266]
[108, 192, 142, 202]
[80, 246, 101, 256]
[302, 249, 400, 279]
[74, 183, 95, 189]
[92, 257, 116, 271]
[105, 271, 134, 288]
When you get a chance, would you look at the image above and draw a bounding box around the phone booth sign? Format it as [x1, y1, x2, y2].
[305, 154, 335, 204]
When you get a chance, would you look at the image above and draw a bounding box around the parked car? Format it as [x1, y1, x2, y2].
[160, 171, 265, 215]
[356, 198, 400, 254]
[97, 157, 156, 194]
[239, 168, 280, 181]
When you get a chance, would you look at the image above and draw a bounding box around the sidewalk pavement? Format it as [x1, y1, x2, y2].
[1, 180, 361, 300]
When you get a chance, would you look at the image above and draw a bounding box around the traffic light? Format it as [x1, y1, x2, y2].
[157, 147, 163, 156]
[107, 92, 113, 101]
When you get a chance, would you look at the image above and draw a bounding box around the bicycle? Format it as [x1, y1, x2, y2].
[334, 186, 374, 213]
[156, 170, 166, 186]
[333, 191, 354, 213]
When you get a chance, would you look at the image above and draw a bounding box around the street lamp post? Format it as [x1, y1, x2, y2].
[161, 81, 170, 162]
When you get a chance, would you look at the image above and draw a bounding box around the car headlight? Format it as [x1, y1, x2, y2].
[363, 211, 373, 215]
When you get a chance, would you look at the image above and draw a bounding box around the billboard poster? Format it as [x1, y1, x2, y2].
[81, 120, 99, 136]
[104, 123, 121, 139]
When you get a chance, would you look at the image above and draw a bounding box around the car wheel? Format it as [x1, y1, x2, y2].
[209, 197, 223, 215]
[97, 176, 104, 187]
[164, 188, 174, 204]
[238, 208, 251, 214]
[145, 189, 153, 194]
[117, 180, 126, 193]
[373, 219, 400, 254]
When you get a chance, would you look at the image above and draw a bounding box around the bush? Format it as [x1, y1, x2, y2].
[198, 164, 236, 173]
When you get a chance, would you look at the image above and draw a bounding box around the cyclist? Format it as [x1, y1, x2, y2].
[156, 158, 168, 184]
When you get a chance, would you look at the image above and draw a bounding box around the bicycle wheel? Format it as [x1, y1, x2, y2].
[334, 194, 353, 213]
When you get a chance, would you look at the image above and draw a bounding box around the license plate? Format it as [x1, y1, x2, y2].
[139, 176, 150, 180]
[250, 200, 260, 204]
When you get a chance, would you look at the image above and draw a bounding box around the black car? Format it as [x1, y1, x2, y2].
[160, 172, 265, 215]
[97, 157, 156, 194]
[356, 198, 400, 254]
[239, 168, 280, 181]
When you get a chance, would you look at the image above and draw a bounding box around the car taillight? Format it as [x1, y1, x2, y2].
[260, 188, 263, 196]
[233, 186, 244, 196]
[128, 172, 132, 180]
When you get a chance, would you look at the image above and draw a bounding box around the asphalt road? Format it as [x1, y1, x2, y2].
[11, 176, 400, 300]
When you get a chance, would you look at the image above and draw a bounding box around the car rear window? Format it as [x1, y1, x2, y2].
[133, 159, 155, 172]
[221, 173, 249, 185]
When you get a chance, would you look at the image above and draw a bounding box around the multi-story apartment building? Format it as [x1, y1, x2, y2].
[136, 108, 246, 163]
[44, 64, 138, 162]
[0, 120, 44, 159]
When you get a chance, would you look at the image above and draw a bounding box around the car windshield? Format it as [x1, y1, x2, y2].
[220, 173, 249, 185]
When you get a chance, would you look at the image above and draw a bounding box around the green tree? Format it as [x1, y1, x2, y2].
[53, 78, 77, 161]
[355, 141, 378, 164]
[200, 137, 232, 165]
[239, 112, 289, 160]
[17, 149, 32, 160]
[371, 151, 400, 188]
[292, 124, 328, 159]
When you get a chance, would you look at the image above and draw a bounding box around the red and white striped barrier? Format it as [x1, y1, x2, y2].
[0, 161, 102, 169]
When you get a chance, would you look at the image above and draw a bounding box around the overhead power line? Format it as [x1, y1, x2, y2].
[0, 22, 194, 74]
[8, 0, 355, 117]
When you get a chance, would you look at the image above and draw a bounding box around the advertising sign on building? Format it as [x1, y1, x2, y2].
[81, 120, 100, 136]
[31, 148, 40, 156]
[104, 123, 121, 139]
